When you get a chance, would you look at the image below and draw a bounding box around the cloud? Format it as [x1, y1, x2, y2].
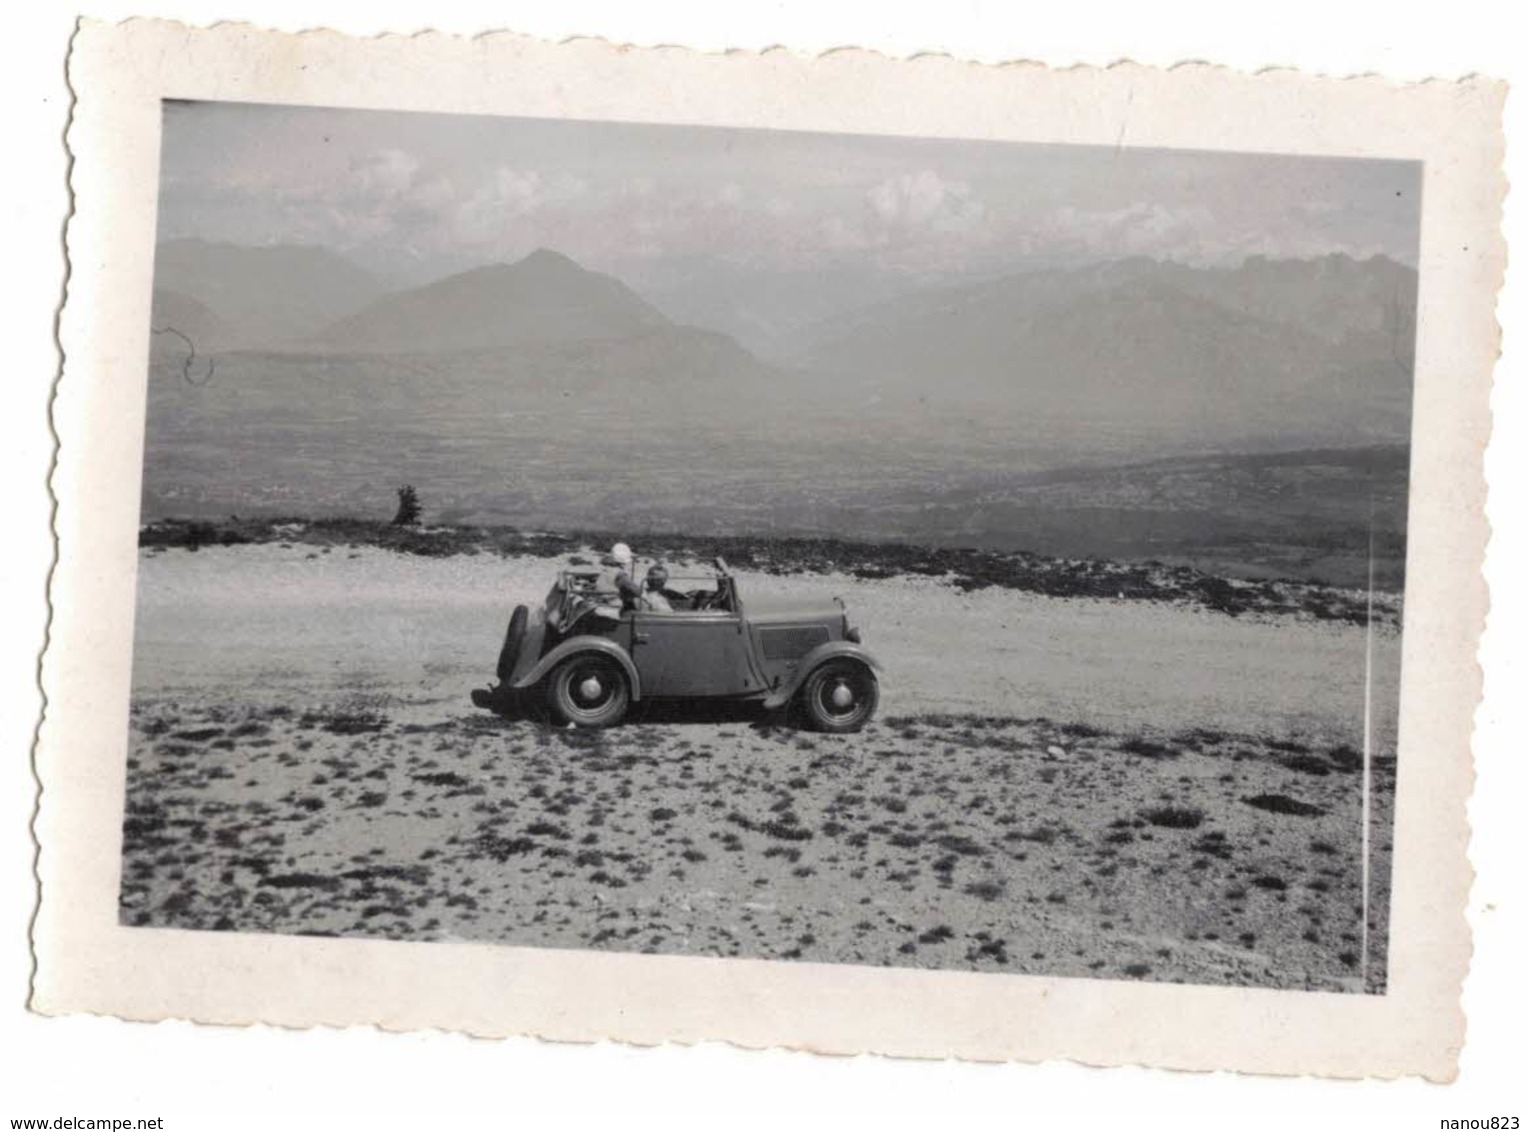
[348, 149, 420, 197]
[804, 170, 992, 272]
[204, 152, 600, 258]
[1023, 201, 1389, 268]
[865, 170, 985, 234]
[483, 168, 586, 215]
[1042, 202, 1218, 262]
[156, 105, 1419, 285]
[492, 168, 543, 213]
[449, 169, 552, 245]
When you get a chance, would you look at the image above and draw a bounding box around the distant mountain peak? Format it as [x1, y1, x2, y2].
[315, 247, 684, 354]
[516, 247, 583, 271]
[449, 248, 609, 287]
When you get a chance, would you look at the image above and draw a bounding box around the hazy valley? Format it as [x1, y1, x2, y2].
[146, 240, 1415, 587]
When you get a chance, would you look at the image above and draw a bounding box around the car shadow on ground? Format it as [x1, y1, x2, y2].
[469, 685, 795, 731]
[626, 698, 784, 729]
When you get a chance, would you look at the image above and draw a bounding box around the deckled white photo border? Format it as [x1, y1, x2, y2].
[35, 18, 1503, 1080]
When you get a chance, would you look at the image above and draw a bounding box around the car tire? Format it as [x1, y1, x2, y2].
[799, 660, 878, 733]
[546, 654, 630, 729]
[496, 605, 530, 681]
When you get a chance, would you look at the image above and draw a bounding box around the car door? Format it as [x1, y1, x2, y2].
[629, 609, 763, 698]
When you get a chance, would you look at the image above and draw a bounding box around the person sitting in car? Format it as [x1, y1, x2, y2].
[599, 542, 645, 610]
[639, 562, 677, 612]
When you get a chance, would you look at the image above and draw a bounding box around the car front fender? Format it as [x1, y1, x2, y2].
[762, 641, 882, 710]
[510, 635, 644, 701]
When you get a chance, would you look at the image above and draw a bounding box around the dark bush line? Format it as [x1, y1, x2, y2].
[726, 809, 814, 842]
[138, 516, 1397, 626]
[259, 872, 341, 891]
[1243, 793, 1326, 817]
[1140, 806, 1206, 830]
[1121, 737, 1179, 760]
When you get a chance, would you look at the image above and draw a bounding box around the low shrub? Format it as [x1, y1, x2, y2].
[1141, 805, 1205, 829]
[1243, 794, 1325, 817]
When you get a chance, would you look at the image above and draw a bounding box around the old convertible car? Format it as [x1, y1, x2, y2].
[470, 558, 880, 731]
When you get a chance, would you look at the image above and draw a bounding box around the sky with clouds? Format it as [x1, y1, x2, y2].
[156, 100, 1422, 286]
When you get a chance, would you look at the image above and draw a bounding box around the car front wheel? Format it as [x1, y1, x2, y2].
[800, 660, 878, 733]
[546, 654, 630, 729]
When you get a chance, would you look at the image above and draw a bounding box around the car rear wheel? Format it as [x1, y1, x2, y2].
[546, 654, 630, 729]
[800, 660, 878, 733]
[496, 605, 530, 681]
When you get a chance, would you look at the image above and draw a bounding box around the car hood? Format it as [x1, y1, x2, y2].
[742, 591, 845, 623]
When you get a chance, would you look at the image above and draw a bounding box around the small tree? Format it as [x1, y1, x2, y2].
[392, 485, 422, 526]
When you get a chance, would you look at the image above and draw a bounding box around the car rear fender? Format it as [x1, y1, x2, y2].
[762, 641, 881, 710]
[510, 635, 643, 701]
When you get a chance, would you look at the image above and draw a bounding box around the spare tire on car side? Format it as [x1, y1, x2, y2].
[496, 605, 530, 681]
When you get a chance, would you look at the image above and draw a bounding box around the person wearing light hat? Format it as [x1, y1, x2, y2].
[602, 542, 642, 610]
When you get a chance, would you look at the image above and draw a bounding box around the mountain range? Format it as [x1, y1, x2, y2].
[795, 253, 1415, 440]
[152, 239, 391, 350]
[146, 240, 1417, 447]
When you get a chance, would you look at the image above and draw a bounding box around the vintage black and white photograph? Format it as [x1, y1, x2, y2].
[36, 19, 1504, 1081]
[118, 96, 1419, 994]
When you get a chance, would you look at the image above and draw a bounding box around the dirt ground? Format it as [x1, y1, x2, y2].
[120, 542, 1399, 992]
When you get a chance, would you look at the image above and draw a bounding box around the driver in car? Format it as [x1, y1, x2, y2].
[639, 562, 678, 612]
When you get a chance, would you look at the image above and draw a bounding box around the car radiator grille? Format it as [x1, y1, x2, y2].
[759, 625, 831, 661]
